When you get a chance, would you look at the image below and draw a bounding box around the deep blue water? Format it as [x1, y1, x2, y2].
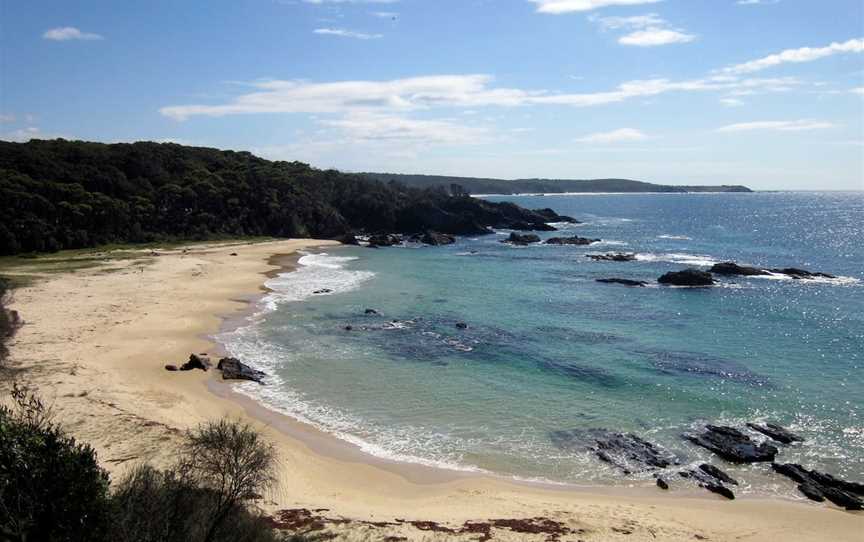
[219, 192, 864, 495]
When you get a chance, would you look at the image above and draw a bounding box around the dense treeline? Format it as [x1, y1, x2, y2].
[0, 139, 564, 256]
[359, 172, 753, 195]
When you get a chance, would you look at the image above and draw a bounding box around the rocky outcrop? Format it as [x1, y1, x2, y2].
[771, 463, 863, 510]
[335, 233, 360, 245]
[684, 425, 778, 463]
[710, 262, 770, 276]
[179, 353, 211, 372]
[658, 269, 715, 286]
[313, 288, 333, 295]
[217, 357, 267, 384]
[421, 231, 456, 246]
[768, 268, 836, 280]
[746, 422, 803, 444]
[367, 234, 402, 248]
[545, 236, 600, 246]
[551, 429, 677, 475]
[501, 233, 541, 246]
[699, 464, 738, 485]
[587, 253, 637, 262]
[595, 278, 647, 287]
[679, 465, 737, 500]
[532, 207, 579, 224]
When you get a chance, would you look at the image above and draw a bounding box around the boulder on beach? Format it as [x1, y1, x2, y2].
[545, 235, 600, 246]
[679, 465, 737, 500]
[596, 278, 647, 287]
[658, 269, 715, 287]
[179, 353, 211, 372]
[501, 232, 541, 246]
[164, 364, 178, 372]
[217, 357, 267, 384]
[367, 233, 402, 248]
[684, 425, 777, 463]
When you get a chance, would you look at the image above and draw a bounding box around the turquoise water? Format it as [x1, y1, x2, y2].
[219, 192, 864, 494]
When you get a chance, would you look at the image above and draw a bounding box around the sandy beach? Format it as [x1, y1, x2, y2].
[4, 239, 861, 541]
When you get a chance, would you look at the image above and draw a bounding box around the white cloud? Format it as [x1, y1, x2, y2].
[1, 127, 44, 142]
[721, 38, 864, 75]
[530, 0, 662, 13]
[720, 97, 744, 107]
[314, 28, 383, 39]
[160, 74, 803, 121]
[42, 27, 103, 41]
[852, 87, 864, 96]
[371, 11, 398, 18]
[576, 128, 648, 143]
[590, 12, 694, 47]
[0, 114, 15, 123]
[619, 28, 695, 46]
[320, 112, 489, 145]
[716, 119, 835, 132]
[737, 0, 780, 5]
[304, 0, 398, 4]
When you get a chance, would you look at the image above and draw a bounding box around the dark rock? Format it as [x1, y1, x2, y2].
[344, 325, 353, 331]
[704, 483, 736, 500]
[699, 464, 738, 485]
[164, 364, 178, 371]
[747, 422, 803, 444]
[656, 477, 669, 490]
[588, 253, 637, 262]
[455, 322, 468, 329]
[217, 357, 267, 384]
[552, 429, 676, 473]
[364, 308, 379, 315]
[313, 288, 332, 295]
[596, 278, 647, 287]
[822, 487, 863, 510]
[501, 232, 541, 245]
[229, 252, 238, 256]
[709, 262, 769, 276]
[658, 269, 715, 287]
[768, 267, 836, 280]
[532, 208, 579, 224]
[798, 483, 826, 502]
[368, 234, 402, 248]
[336, 233, 360, 246]
[773, 463, 864, 501]
[179, 353, 211, 372]
[771, 463, 811, 484]
[684, 425, 778, 463]
[421, 231, 456, 246]
[545, 235, 600, 246]
[809, 471, 864, 496]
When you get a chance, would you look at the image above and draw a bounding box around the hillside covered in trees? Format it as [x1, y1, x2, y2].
[0, 139, 573, 255]
[359, 172, 752, 195]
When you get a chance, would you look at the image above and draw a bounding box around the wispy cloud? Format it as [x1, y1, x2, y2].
[736, 0, 780, 5]
[313, 28, 383, 39]
[716, 119, 835, 132]
[591, 13, 695, 46]
[851, 87, 864, 96]
[576, 128, 648, 143]
[0, 114, 15, 123]
[530, 0, 663, 13]
[42, 27, 103, 41]
[720, 38, 864, 75]
[719, 97, 745, 107]
[160, 74, 803, 120]
[371, 11, 398, 18]
[321, 112, 489, 145]
[303, 0, 398, 4]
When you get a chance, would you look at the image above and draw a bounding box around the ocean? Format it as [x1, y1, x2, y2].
[218, 192, 864, 496]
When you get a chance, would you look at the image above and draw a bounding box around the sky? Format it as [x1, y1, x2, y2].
[1, 0, 863, 190]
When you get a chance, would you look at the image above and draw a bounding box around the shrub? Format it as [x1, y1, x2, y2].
[0, 384, 112, 541]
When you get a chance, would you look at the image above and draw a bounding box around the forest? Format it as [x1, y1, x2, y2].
[0, 139, 566, 255]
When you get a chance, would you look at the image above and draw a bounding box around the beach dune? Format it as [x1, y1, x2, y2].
[5, 240, 861, 541]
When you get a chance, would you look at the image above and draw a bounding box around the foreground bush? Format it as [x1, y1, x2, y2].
[0, 384, 111, 541]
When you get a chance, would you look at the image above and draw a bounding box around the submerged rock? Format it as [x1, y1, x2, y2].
[768, 267, 837, 280]
[501, 232, 541, 246]
[596, 278, 647, 287]
[699, 464, 738, 485]
[709, 262, 770, 276]
[551, 429, 677, 474]
[544, 235, 600, 246]
[364, 308, 379, 315]
[746, 422, 803, 444]
[217, 357, 267, 384]
[658, 269, 715, 287]
[587, 253, 637, 262]
[421, 231, 456, 246]
[313, 288, 333, 295]
[684, 425, 778, 463]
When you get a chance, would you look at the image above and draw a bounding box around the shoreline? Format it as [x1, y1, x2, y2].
[5, 239, 862, 541]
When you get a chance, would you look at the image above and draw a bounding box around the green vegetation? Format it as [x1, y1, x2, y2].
[0, 384, 319, 541]
[360, 172, 753, 195]
[0, 278, 20, 364]
[0, 139, 570, 256]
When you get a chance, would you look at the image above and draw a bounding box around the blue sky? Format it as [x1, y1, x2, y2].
[1, 0, 863, 190]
